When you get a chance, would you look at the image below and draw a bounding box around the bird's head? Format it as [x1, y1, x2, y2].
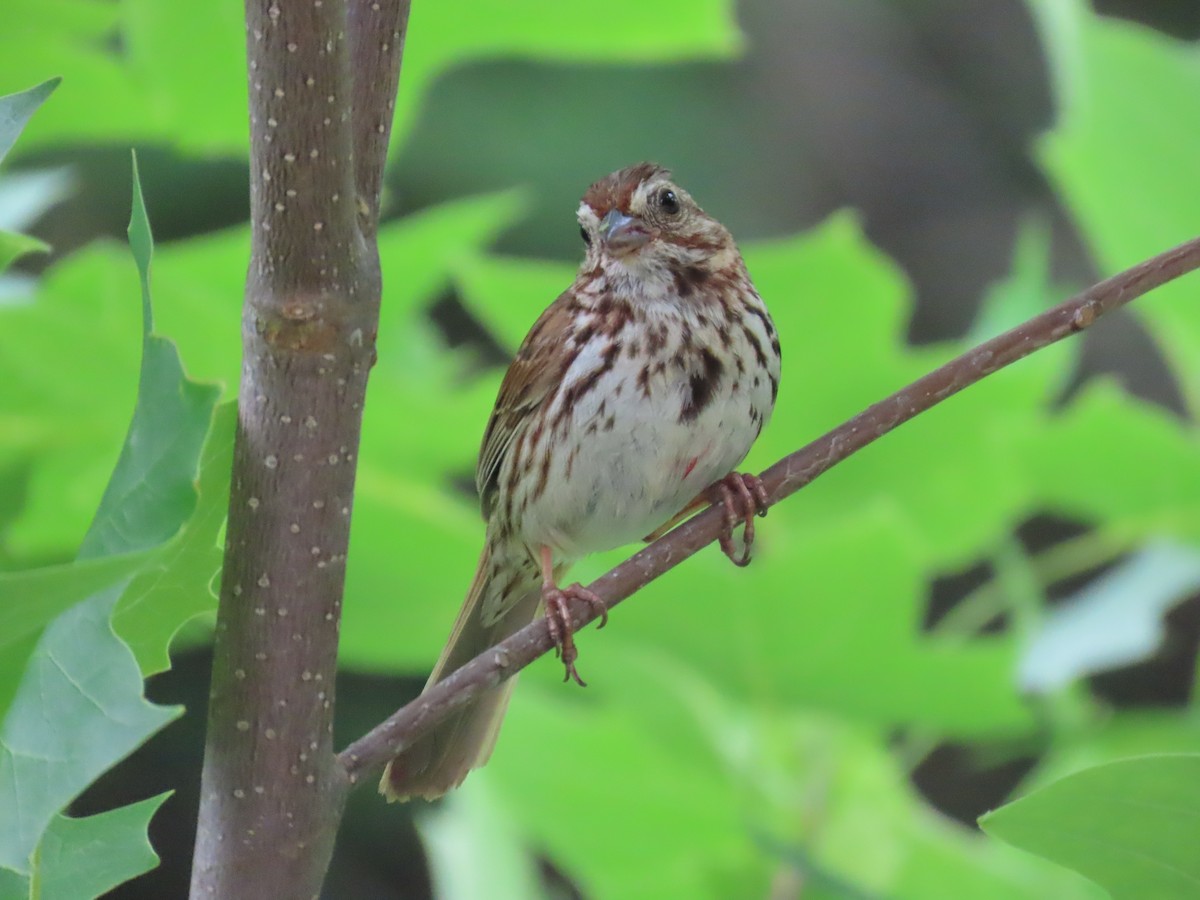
[576, 164, 735, 287]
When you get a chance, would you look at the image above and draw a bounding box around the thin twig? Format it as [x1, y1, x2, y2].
[338, 234, 1200, 783]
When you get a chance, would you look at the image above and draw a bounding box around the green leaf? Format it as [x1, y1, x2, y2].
[1, 0, 737, 156]
[0, 868, 24, 897]
[1035, 5, 1200, 413]
[0, 155, 216, 892]
[0, 78, 58, 165]
[1014, 381, 1200, 544]
[0, 550, 154, 721]
[0, 585, 179, 877]
[0, 243, 145, 556]
[741, 216, 1042, 567]
[34, 793, 171, 900]
[0, 403, 230, 696]
[105, 187, 526, 394]
[581, 508, 1031, 737]
[120, 0, 248, 153]
[0, 80, 58, 282]
[79, 155, 220, 561]
[1024, 711, 1200, 794]
[453, 253, 575, 350]
[0, 1, 219, 154]
[489, 683, 755, 899]
[0, 230, 48, 273]
[9, 156, 231, 675]
[489, 671, 1099, 900]
[968, 220, 1077, 393]
[126, 154, 154, 327]
[134, 225, 247, 392]
[1035, 4, 1200, 266]
[981, 754, 1200, 899]
[377, 188, 528, 326]
[112, 401, 233, 674]
[415, 0, 739, 64]
[0, 189, 524, 674]
[397, 0, 740, 136]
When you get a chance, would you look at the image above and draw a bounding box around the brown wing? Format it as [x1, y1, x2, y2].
[476, 291, 577, 520]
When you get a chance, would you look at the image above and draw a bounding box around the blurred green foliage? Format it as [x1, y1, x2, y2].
[981, 755, 1200, 897]
[1, 0, 1199, 897]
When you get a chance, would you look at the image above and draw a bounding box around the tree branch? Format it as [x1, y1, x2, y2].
[348, 0, 410, 233]
[190, 0, 405, 896]
[338, 234, 1200, 784]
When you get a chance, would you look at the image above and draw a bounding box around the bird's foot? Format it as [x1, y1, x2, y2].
[708, 472, 770, 567]
[543, 582, 608, 686]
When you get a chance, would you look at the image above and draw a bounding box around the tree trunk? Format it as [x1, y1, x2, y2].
[190, 1, 408, 896]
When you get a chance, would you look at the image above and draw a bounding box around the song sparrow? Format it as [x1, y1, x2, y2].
[381, 162, 781, 801]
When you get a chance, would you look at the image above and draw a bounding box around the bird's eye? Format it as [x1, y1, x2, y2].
[657, 188, 680, 215]
[579, 225, 591, 246]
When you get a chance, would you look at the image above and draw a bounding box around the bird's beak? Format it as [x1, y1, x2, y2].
[600, 209, 650, 256]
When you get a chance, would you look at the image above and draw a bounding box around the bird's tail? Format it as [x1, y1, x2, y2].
[379, 541, 543, 801]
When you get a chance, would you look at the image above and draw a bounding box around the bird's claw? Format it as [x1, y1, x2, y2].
[709, 472, 770, 567]
[543, 583, 607, 686]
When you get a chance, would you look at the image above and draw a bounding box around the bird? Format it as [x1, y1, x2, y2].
[380, 162, 781, 801]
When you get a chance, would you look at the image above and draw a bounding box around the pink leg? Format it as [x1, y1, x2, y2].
[707, 472, 770, 567]
[539, 546, 608, 686]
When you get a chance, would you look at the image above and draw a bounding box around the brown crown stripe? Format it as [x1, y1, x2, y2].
[582, 162, 670, 216]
